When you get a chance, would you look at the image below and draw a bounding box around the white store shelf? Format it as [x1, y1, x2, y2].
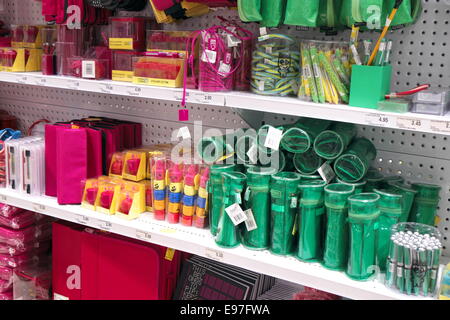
[1, 72, 450, 135]
[0, 188, 441, 300]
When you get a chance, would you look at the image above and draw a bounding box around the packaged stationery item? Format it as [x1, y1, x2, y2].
[109, 17, 147, 51]
[109, 152, 125, 178]
[0, 211, 37, 230]
[67, 57, 111, 80]
[81, 178, 99, 211]
[122, 150, 146, 182]
[149, 0, 209, 24]
[19, 141, 45, 196]
[95, 178, 122, 215]
[13, 263, 52, 300]
[181, 164, 200, 226]
[0, 47, 42, 72]
[112, 51, 144, 82]
[411, 89, 450, 116]
[133, 55, 185, 87]
[386, 223, 442, 296]
[251, 33, 300, 97]
[166, 162, 184, 224]
[409, 183, 441, 226]
[193, 166, 210, 229]
[152, 157, 168, 221]
[0, 204, 25, 219]
[115, 182, 145, 220]
[0, 223, 52, 249]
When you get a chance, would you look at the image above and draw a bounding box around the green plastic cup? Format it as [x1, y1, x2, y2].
[296, 180, 327, 262]
[215, 172, 247, 248]
[197, 134, 236, 163]
[270, 172, 301, 255]
[257, 124, 287, 156]
[364, 168, 384, 192]
[337, 178, 367, 194]
[334, 138, 377, 183]
[280, 118, 331, 154]
[347, 192, 380, 281]
[259, 149, 286, 172]
[374, 189, 403, 272]
[209, 164, 236, 236]
[323, 183, 355, 270]
[409, 183, 441, 226]
[293, 149, 323, 175]
[387, 182, 418, 222]
[242, 166, 278, 250]
[313, 122, 357, 160]
[235, 134, 258, 165]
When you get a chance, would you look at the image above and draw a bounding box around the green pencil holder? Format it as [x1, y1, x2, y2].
[349, 65, 392, 109]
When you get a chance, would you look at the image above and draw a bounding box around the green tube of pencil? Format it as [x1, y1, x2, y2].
[404, 244, 412, 295]
[396, 242, 404, 293]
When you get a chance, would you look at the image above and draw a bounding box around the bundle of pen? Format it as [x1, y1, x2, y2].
[353, 38, 393, 66]
[298, 40, 351, 105]
[386, 222, 443, 297]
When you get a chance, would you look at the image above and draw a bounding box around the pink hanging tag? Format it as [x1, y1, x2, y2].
[179, 109, 189, 121]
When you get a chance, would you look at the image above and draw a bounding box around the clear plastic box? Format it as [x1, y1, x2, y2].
[411, 89, 450, 116]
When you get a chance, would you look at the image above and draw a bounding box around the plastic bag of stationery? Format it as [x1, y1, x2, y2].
[284, 0, 343, 29]
[238, 0, 286, 28]
[339, 0, 422, 30]
[298, 40, 350, 105]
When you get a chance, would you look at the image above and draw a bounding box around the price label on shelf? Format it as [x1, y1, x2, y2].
[100, 83, 113, 93]
[430, 120, 450, 134]
[34, 77, 47, 86]
[96, 219, 112, 231]
[16, 75, 27, 84]
[365, 113, 393, 127]
[192, 92, 224, 105]
[126, 86, 141, 96]
[67, 80, 80, 90]
[136, 230, 152, 241]
[205, 248, 224, 262]
[173, 90, 186, 101]
[75, 214, 89, 225]
[0, 195, 7, 202]
[32, 203, 46, 213]
[396, 117, 427, 130]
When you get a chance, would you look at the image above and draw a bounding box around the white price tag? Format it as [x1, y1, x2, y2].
[396, 117, 426, 130]
[258, 35, 270, 42]
[226, 34, 241, 48]
[192, 92, 223, 105]
[264, 127, 283, 151]
[430, 120, 450, 134]
[259, 27, 268, 36]
[225, 203, 247, 226]
[290, 196, 298, 209]
[244, 187, 251, 201]
[34, 77, 47, 86]
[201, 49, 217, 64]
[318, 162, 335, 184]
[177, 126, 191, 140]
[16, 75, 27, 84]
[246, 145, 258, 164]
[397, 266, 403, 277]
[75, 214, 89, 225]
[82, 61, 96, 79]
[127, 86, 141, 96]
[365, 113, 393, 127]
[218, 61, 231, 77]
[32, 203, 46, 213]
[100, 83, 113, 93]
[244, 209, 257, 231]
[205, 248, 224, 262]
[174, 90, 188, 101]
[136, 230, 152, 240]
[265, 46, 273, 54]
[0, 195, 7, 202]
[67, 80, 80, 90]
[96, 219, 112, 231]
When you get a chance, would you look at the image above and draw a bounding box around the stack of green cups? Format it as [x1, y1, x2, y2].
[364, 168, 384, 192]
[296, 180, 327, 262]
[209, 164, 236, 236]
[300, 174, 322, 181]
[387, 182, 418, 222]
[257, 124, 287, 156]
[374, 189, 403, 272]
[347, 193, 380, 281]
[280, 118, 331, 154]
[313, 122, 357, 160]
[242, 166, 277, 250]
[215, 172, 247, 248]
[334, 138, 377, 183]
[323, 183, 355, 270]
[409, 183, 441, 226]
[293, 149, 323, 175]
[198, 134, 236, 163]
[269, 172, 301, 255]
[337, 178, 367, 194]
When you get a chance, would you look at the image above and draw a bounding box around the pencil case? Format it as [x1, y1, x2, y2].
[0, 211, 37, 230]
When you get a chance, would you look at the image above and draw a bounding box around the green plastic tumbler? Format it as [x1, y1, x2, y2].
[280, 118, 331, 154]
[296, 180, 327, 262]
[257, 124, 287, 156]
[259, 149, 286, 172]
[293, 149, 323, 175]
[235, 133, 258, 165]
[313, 122, 357, 160]
[323, 183, 355, 270]
[374, 189, 403, 272]
[409, 183, 441, 226]
[387, 182, 418, 223]
[269, 172, 301, 255]
[215, 171, 247, 248]
[209, 164, 236, 236]
[242, 166, 277, 250]
[334, 138, 377, 183]
[347, 193, 380, 281]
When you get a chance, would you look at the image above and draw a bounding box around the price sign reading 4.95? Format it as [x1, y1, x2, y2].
[365, 113, 393, 127]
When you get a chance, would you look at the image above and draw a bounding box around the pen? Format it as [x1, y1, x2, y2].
[350, 44, 362, 66]
[384, 40, 393, 66]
